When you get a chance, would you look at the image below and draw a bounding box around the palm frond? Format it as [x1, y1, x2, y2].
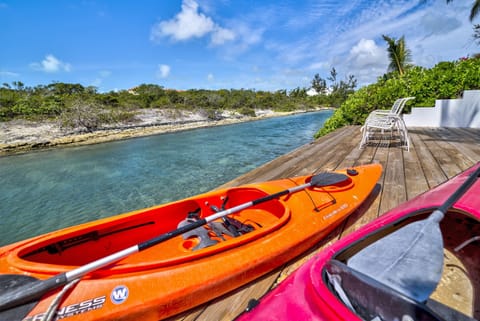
[382, 35, 412, 76]
[471, 0, 480, 21]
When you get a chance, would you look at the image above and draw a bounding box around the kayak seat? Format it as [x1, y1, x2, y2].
[178, 209, 257, 251]
[324, 259, 444, 321]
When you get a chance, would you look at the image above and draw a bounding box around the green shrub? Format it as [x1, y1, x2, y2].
[238, 107, 256, 117]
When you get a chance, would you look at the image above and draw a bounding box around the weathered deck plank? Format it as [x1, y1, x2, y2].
[403, 132, 430, 200]
[409, 129, 448, 188]
[170, 126, 480, 321]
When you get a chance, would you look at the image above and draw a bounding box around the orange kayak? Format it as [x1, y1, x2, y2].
[0, 164, 381, 321]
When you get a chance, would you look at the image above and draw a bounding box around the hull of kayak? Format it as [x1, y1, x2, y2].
[0, 164, 381, 321]
[236, 163, 480, 321]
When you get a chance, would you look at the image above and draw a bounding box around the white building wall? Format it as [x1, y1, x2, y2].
[403, 90, 480, 128]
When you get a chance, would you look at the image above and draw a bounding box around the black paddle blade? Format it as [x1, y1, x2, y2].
[0, 275, 40, 321]
[310, 172, 349, 187]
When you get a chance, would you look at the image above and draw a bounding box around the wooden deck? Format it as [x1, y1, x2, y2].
[168, 126, 480, 321]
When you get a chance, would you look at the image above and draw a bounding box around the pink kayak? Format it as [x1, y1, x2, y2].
[236, 162, 480, 321]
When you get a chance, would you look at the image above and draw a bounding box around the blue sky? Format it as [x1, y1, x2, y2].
[0, 0, 477, 92]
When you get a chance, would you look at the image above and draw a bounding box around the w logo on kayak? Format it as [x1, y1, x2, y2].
[110, 285, 129, 304]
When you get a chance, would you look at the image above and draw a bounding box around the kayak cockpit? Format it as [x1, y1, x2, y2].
[323, 209, 480, 321]
[10, 186, 290, 274]
[325, 260, 445, 321]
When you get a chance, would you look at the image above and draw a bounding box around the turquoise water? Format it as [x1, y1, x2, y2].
[0, 111, 332, 246]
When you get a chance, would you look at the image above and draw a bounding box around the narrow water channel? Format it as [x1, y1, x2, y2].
[0, 110, 332, 245]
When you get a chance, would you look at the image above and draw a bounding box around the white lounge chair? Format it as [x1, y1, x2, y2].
[359, 97, 415, 151]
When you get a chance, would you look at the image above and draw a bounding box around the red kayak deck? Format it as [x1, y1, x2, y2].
[0, 164, 381, 321]
[236, 162, 480, 321]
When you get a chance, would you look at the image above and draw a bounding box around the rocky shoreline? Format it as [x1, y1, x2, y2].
[0, 108, 323, 156]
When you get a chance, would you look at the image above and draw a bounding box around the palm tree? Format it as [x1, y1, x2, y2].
[382, 35, 412, 76]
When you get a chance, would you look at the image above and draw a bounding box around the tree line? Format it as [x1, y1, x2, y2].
[0, 72, 357, 131]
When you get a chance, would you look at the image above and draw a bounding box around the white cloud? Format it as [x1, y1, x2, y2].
[207, 73, 214, 81]
[0, 71, 19, 77]
[235, 23, 263, 47]
[344, 39, 389, 85]
[419, 12, 462, 37]
[217, 22, 264, 60]
[153, 0, 214, 41]
[30, 55, 71, 73]
[211, 26, 235, 45]
[157, 64, 171, 78]
[348, 39, 387, 69]
[308, 61, 329, 71]
[91, 78, 102, 87]
[90, 70, 111, 88]
[150, 0, 234, 46]
[99, 70, 111, 78]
